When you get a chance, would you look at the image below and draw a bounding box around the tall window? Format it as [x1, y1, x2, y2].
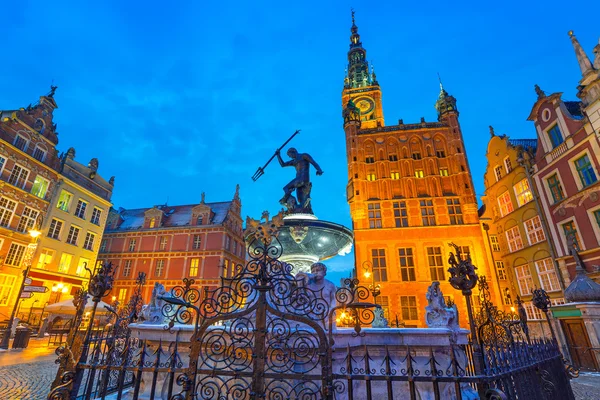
[155, 259, 165, 277]
[74, 200, 87, 219]
[0, 156, 5, 174]
[494, 165, 503, 182]
[562, 221, 581, 250]
[495, 261, 507, 280]
[368, 203, 382, 229]
[196, 215, 203, 225]
[447, 198, 463, 225]
[393, 202, 408, 227]
[439, 168, 449, 176]
[48, 219, 63, 240]
[17, 207, 39, 233]
[123, 260, 132, 277]
[0, 274, 17, 306]
[5, 243, 26, 266]
[31, 176, 49, 199]
[524, 303, 544, 320]
[159, 236, 168, 250]
[415, 170, 424, 178]
[371, 249, 387, 282]
[503, 288, 513, 305]
[412, 152, 422, 160]
[0, 197, 16, 227]
[547, 124, 563, 148]
[100, 239, 107, 252]
[91, 208, 102, 225]
[128, 238, 137, 252]
[366, 173, 376, 181]
[13, 134, 28, 151]
[117, 289, 128, 304]
[193, 234, 202, 249]
[497, 191, 513, 217]
[58, 253, 73, 273]
[375, 296, 390, 320]
[190, 258, 200, 276]
[594, 210, 600, 231]
[504, 157, 512, 173]
[57, 190, 73, 212]
[389, 154, 398, 161]
[76, 257, 89, 276]
[535, 258, 560, 292]
[514, 179, 533, 207]
[514, 264, 534, 295]
[37, 249, 54, 269]
[575, 154, 598, 187]
[547, 174, 565, 203]
[32, 146, 46, 162]
[490, 235, 501, 252]
[459, 246, 471, 259]
[390, 171, 400, 180]
[420, 200, 435, 226]
[398, 248, 415, 281]
[83, 232, 95, 251]
[427, 247, 445, 281]
[524, 216, 545, 245]
[149, 218, 156, 228]
[365, 156, 375, 164]
[436, 150, 446, 158]
[7, 164, 29, 188]
[66, 226, 80, 245]
[505, 226, 524, 252]
[400, 296, 418, 321]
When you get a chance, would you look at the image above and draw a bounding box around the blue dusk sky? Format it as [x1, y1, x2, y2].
[1, 2, 598, 282]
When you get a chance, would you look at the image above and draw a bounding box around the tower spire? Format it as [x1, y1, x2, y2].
[345, 9, 374, 89]
[569, 30, 595, 76]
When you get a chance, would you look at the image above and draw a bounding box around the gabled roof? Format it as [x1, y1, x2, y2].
[109, 202, 232, 231]
[508, 138, 538, 153]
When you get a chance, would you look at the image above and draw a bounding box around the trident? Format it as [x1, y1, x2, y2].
[251, 130, 300, 181]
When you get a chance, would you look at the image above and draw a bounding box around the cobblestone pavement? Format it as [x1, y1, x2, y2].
[572, 372, 600, 400]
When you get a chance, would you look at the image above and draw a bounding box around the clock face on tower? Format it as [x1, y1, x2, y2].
[355, 96, 375, 115]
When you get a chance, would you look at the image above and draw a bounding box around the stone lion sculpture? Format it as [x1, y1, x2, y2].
[141, 282, 167, 324]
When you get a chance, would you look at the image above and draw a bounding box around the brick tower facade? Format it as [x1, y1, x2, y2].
[342, 15, 501, 327]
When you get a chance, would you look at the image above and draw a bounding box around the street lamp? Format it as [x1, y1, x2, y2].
[51, 283, 69, 303]
[0, 229, 41, 349]
[362, 261, 381, 301]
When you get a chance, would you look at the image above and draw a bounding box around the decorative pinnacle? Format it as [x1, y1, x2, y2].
[489, 125, 495, 137]
[351, 8, 355, 25]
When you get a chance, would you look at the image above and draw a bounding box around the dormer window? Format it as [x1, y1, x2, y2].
[149, 218, 156, 228]
[547, 124, 564, 149]
[197, 215, 203, 225]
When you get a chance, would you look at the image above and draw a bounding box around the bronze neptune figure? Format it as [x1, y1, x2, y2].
[276, 147, 323, 214]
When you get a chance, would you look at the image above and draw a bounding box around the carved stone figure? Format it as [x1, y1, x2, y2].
[141, 282, 167, 324]
[296, 262, 337, 330]
[276, 148, 323, 214]
[425, 282, 459, 332]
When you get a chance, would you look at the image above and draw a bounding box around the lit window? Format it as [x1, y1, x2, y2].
[514, 179, 533, 207]
[48, 219, 63, 240]
[393, 202, 408, 227]
[189, 258, 199, 276]
[490, 235, 501, 252]
[5, 243, 26, 266]
[32, 146, 46, 162]
[193, 234, 202, 249]
[159, 236, 168, 251]
[415, 170, 424, 178]
[562, 221, 581, 250]
[427, 247, 444, 281]
[31, 176, 49, 199]
[371, 249, 387, 282]
[400, 296, 418, 320]
[117, 289, 127, 304]
[128, 238, 136, 252]
[495, 261, 507, 280]
[535, 258, 560, 292]
[122, 260, 132, 277]
[58, 253, 73, 273]
[76, 258, 89, 276]
[155, 259, 165, 277]
[514, 264, 534, 295]
[390, 171, 400, 180]
[367, 173, 376, 181]
[504, 156, 512, 173]
[37, 249, 54, 269]
[0, 274, 17, 306]
[7, 164, 30, 189]
[524, 216, 545, 245]
[17, 207, 39, 233]
[74, 200, 87, 219]
[497, 191, 513, 217]
[575, 154, 598, 187]
[0, 197, 17, 227]
[13, 134, 28, 151]
[547, 174, 565, 203]
[494, 165, 503, 182]
[420, 200, 435, 226]
[447, 198, 463, 225]
[439, 168, 449, 176]
[368, 203, 382, 229]
[375, 296, 390, 320]
[505, 226, 524, 253]
[66, 226, 80, 245]
[149, 218, 156, 228]
[398, 248, 415, 281]
[83, 232, 95, 251]
[365, 156, 375, 164]
[57, 190, 73, 212]
[547, 124, 563, 149]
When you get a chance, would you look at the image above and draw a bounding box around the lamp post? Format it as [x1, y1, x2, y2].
[51, 283, 69, 303]
[0, 229, 41, 349]
[362, 261, 381, 303]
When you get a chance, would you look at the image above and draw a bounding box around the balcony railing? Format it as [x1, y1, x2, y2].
[549, 141, 569, 161]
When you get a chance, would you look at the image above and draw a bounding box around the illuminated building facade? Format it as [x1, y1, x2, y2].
[98, 188, 244, 304]
[341, 15, 501, 327]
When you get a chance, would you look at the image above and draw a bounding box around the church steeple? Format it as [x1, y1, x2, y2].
[569, 30, 595, 77]
[345, 10, 376, 89]
[435, 81, 458, 120]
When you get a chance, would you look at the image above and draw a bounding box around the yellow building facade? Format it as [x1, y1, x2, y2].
[482, 130, 566, 336]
